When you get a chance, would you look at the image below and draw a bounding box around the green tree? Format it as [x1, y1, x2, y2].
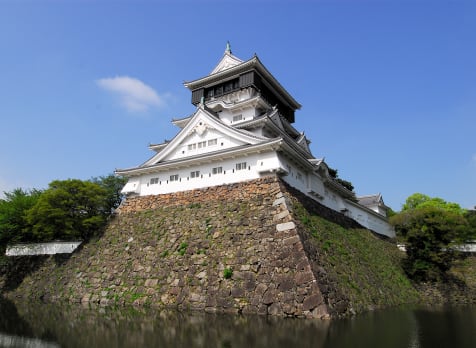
[26, 179, 109, 241]
[464, 209, 476, 241]
[0, 188, 42, 246]
[327, 167, 354, 192]
[391, 194, 469, 281]
[402, 193, 464, 215]
[90, 174, 127, 213]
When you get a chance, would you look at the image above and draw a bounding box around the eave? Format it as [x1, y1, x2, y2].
[237, 112, 313, 159]
[172, 115, 193, 128]
[148, 142, 169, 152]
[344, 198, 391, 222]
[184, 56, 301, 111]
[115, 138, 284, 177]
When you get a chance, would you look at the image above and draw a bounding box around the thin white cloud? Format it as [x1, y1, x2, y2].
[96, 76, 165, 112]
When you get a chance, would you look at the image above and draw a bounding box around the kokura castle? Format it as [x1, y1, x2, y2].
[116, 44, 395, 238]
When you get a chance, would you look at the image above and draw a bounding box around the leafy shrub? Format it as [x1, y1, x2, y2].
[223, 268, 233, 279]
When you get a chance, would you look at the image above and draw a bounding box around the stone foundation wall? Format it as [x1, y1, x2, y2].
[7, 176, 337, 319]
[6, 176, 475, 317]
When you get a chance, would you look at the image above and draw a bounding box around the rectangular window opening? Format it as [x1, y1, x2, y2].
[235, 162, 247, 171]
[233, 114, 243, 123]
[212, 167, 223, 175]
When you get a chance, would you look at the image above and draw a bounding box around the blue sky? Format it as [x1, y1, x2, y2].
[0, 0, 474, 210]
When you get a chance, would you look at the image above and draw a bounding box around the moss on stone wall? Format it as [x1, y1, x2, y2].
[291, 200, 420, 313]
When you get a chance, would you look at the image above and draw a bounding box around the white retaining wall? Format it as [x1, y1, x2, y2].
[6, 242, 82, 256]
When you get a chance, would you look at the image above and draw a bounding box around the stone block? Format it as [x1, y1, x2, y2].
[268, 303, 282, 316]
[278, 276, 294, 292]
[295, 271, 315, 286]
[276, 222, 296, 232]
[255, 283, 268, 296]
[282, 234, 300, 245]
[231, 286, 245, 297]
[272, 197, 286, 207]
[311, 304, 330, 319]
[145, 279, 158, 287]
[302, 293, 323, 311]
[262, 289, 276, 305]
[274, 210, 290, 221]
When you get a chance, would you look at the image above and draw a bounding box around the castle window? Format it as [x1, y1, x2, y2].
[190, 171, 200, 178]
[224, 81, 233, 92]
[235, 162, 247, 171]
[233, 114, 243, 123]
[150, 177, 159, 185]
[170, 174, 179, 182]
[198, 141, 206, 149]
[188, 143, 196, 151]
[297, 172, 303, 182]
[208, 138, 217, 146]
[212, 166, 223, 175]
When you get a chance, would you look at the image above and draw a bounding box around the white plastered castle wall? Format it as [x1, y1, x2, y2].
[132, 152, 281, 196]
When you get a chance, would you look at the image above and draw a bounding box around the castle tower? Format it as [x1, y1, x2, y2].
[116, 44, 394, 238]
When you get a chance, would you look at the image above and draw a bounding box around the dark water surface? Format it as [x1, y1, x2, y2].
[0, 298, 475, 348]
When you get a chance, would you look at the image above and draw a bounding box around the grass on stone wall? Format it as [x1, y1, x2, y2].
[293, 203, 420, 313]
[450, 256, 476, 288]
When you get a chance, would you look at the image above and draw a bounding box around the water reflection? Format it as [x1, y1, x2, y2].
[0, 297, 475, 348]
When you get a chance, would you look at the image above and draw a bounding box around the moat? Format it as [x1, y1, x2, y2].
[1, 298, 475, 348]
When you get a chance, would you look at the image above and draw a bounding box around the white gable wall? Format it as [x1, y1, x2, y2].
[166, 129, 246, 162]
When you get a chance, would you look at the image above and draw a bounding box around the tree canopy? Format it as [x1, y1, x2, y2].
[0, 188, 42, 246]
[26, 179, 109, 241]
[391, 193, 472, 281]
[0, 174, 126, 247]
[90, 174, 127, 214]
[328, 167, 354, 192]
[401, 193, 464, 215]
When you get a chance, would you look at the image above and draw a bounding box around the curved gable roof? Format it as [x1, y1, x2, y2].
[141, 105, 268, 167]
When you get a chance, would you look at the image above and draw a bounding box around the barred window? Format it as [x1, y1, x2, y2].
[235, 162, 247, 171]
[233, 114, 243, 122]
[212, 167, 223, 175]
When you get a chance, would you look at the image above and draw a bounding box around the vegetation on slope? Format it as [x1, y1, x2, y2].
[293, 202, 420, 313]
